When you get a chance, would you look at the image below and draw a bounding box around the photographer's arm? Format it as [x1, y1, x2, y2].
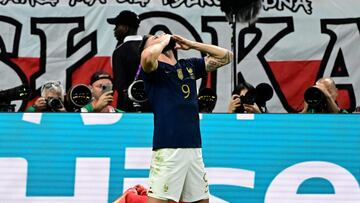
[325, 97, 341, 113]
[315, 84, 340, 113]
[228, 95, 241, 113]
[32, 97, 47, 112]
[299, 102, 309, 113]
[243, 103, 262, 113]
[172, 35, 233, 72]
[93, 91, 114, 112]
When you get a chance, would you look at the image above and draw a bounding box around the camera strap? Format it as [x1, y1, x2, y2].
[128, 65, 148, 103]
[134, 65, 142, 81]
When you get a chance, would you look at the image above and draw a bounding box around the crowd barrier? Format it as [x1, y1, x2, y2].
[0, 113, 359, 202]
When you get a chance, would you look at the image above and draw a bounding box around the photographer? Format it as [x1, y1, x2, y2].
[301, 77, 347, 113]
[81, 71, 123, 113]
[26, 81, 66, 112]
[227, 82, 262, 113]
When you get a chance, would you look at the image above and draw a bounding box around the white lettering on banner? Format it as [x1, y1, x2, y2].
[265, 161, 360, 203]
[29, 0, 58, 6]
[236, 113, 255, 120]
[163, 0, 220, 8]
[115, 0, 150, 7]
[0, 61, 23, 111]
[0, 157, 110, 202]
[21, 113, 124, 125]
[69, 0, 106, 6]
[0, 20, 18, 54]
[80, 113, 123, 125]
[31, 17, 97, 90]
[0, 17, 27, 111]
[0, 0, 59, 7]
[262, 0, 312, 15]
[320, 19, 360, 109]
[124, 147, 255, 203]
[1, 157, 359, 202]
[203, 17, 294, 112]
[22, 113, 43, 124]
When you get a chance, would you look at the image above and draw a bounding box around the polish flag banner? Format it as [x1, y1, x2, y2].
[0, 0, 359, 112]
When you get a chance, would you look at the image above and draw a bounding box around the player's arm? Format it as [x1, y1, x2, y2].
[172, 34, 233, 72]
[140, 34, 171, 73]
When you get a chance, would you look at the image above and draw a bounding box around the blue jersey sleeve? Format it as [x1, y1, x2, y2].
[139, 66, 159, 82]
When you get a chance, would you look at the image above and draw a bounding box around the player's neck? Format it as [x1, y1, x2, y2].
[159, 51, 177, 65]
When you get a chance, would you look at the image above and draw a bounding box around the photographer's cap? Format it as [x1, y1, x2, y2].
[107, 10, 140, 28]
[90, 71, 113, 85]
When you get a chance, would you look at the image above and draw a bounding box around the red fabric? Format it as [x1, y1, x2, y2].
[112, 185, 184, 203]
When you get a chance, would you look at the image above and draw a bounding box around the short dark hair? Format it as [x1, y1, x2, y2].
[232, 82, 254, 95]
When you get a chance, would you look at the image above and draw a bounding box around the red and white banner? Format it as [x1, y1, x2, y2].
[0, 0, 359, 112]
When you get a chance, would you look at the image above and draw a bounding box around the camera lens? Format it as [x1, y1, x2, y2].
[69, 85, 92, 107]
[304, 87, 324, 106]
[47, 97, 63, 110]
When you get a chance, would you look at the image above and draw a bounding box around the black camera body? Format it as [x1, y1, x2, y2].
[46, 97, 63, 111]
[233, 82, 273, 113]
[234, 90, 256, 113]
[240, 94, 255, 105]
[0, 84, 31, 112]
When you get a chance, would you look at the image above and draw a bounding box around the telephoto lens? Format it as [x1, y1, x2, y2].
[65, 84, 92, 112]
[304, 87, 324, 107]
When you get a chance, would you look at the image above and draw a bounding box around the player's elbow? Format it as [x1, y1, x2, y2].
[140, 51, 157, 73]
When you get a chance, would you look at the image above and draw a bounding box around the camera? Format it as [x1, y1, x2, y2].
[304, 86, 326, 112]
[234, 89, 256, 113]
[65, 84, 92, 112]
[0, 84, 31, 112]
[46, 97, 63, 111]
[128, 80, 148, 112]
[240, 92, 255, 105]
[128, 80, 148, 103]
[233, 82, 273, 113]
[198, 88, 217, 113]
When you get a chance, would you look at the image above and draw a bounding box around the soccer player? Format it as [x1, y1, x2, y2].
[139, 33, 233, 203]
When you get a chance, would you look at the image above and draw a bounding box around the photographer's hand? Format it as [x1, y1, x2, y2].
[57, 105, 66, 112]
[243, 103, 262, 113]
[94, 91, 113, 112]
[33, 97, 47, 112]
[227, 95, 241, 113]
[300, 102, 309, 113]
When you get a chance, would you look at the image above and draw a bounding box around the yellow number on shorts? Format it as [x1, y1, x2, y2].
[181, 84, 190, 99]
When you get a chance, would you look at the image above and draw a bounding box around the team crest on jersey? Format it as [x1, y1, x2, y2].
[186, 67, 195, 79]
[177, 69, 184, 80]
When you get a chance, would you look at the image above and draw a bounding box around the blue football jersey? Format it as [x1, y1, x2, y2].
[141, 58, 206, 150]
